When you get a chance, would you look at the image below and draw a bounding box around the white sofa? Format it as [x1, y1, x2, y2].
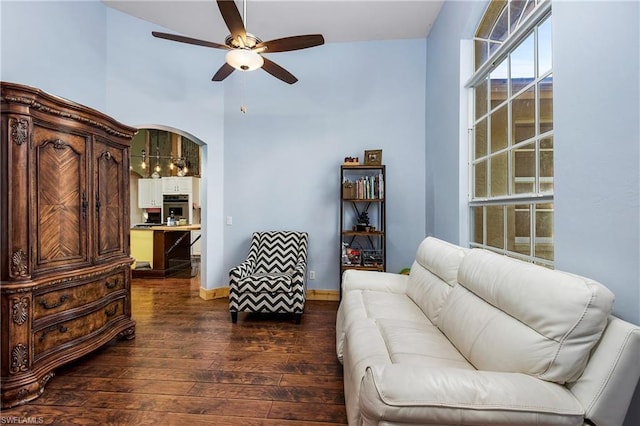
[336, 237, 640, 425]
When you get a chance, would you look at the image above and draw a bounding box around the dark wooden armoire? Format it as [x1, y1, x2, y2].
[1, 82, 137, 408]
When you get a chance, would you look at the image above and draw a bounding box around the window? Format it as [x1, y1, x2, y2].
[468, 0, 553, 265]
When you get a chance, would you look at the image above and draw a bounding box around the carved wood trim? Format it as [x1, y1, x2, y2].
[2, 261, 132, 295]
[46, 138, 68, 150]
[1, 95, 135, 139]
[118, 326, 136, 341]
[11, 297, 29, 325]
[10, 344, 29, 374]
[9, 118, 28, 146]
[10, 249, 28, 278]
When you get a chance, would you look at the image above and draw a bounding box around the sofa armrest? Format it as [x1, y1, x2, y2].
[568, 316, 640, 426]
[341, 269, 409, 294]
[359, 364, 584, 425]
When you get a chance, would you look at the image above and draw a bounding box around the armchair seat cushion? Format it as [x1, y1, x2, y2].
[237, 272, 293, 293]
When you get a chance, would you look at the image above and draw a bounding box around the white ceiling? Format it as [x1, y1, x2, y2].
[102, 1, 445, 45]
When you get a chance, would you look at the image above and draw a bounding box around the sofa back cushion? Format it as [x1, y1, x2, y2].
[438, 249, 614, 384]
[406, 237, 468, 324]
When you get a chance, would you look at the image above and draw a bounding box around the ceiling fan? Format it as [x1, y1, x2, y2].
[152, 0, 325, 84]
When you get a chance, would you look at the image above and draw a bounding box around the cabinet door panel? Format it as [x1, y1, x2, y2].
[31, 125, 90, 274]
[138, 178, 163, 208]
[150, 179, 163, 206]
[94, 139, 127, 262]
[162, 177, 192, 194]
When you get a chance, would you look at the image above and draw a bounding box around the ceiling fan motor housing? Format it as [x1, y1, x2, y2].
[225, 33, 261, 49]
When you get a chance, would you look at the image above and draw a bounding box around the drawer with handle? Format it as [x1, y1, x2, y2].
[33, 270, 127, 319]
[33, 298, 125, 358]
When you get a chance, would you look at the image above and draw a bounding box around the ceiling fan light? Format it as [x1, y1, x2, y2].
[226, 49, 264, 71]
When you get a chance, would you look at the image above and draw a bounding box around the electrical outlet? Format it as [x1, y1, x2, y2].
[226, 216, 233, 225]
[309, 271, 316, 280]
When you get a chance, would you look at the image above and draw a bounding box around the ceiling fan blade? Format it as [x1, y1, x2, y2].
[261, 57, 298, 84]
[217, 0, 246, 43]
[256, 34, 325, 53]
[212, 63, 235, 81]
[152, 31, 228, 50]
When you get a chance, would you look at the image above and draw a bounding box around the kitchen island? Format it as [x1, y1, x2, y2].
[131, 225, 201, 278]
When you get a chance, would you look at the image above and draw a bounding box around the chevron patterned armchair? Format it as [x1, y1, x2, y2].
[229, 231, 309, 324]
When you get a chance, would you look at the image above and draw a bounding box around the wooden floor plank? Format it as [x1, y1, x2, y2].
[1, 274, 347, 424]
[269, 401, 348, 424]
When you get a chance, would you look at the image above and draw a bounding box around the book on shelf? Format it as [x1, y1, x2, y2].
[342, 172, 384, 200]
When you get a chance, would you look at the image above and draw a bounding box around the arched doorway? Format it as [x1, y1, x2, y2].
[129, 125, 207, 287]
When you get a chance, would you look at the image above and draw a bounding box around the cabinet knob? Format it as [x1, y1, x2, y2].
[105, 279, 119, 290]
[105, 305, 118, 317]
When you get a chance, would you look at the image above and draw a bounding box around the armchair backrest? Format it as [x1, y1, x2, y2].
[252, 231, 308, 274]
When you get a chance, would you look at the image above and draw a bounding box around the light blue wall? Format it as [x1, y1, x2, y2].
[553, 0, 640, 325]
[424, 1, 485, 244]
[426, 0, 640, 324]
[426, 1, 640, 423]
[552, 5, 640, 420]
[0, 1, 426, 292]
[1, 0, 107, 108]
[2, 0, 639, 422]
[0, 1, 227, 291]
[223, 39, 427, 291]
[2, 0, 637, 319]
[103, 9, 226, 292]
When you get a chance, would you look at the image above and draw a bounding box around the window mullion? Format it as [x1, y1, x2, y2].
[469, 193, 554, 207]
[530, 202, 535, 257]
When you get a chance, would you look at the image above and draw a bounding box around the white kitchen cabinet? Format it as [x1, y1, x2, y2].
[162, 176, 193, 194]
[138, 178, 163, 208]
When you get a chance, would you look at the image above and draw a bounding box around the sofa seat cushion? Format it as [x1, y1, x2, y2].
[237, 272, 292, 293]
[336, 290, 425, 362]
[376, 318, 474, 369]
[360, 364, 584, 426]
[342, 316, 476, 425]
[439, 249, 615, 384]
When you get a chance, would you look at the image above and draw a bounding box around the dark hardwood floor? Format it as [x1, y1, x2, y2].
[2, 271, 347, 425]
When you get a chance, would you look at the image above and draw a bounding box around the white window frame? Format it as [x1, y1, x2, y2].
[465, 0, 554, 266]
